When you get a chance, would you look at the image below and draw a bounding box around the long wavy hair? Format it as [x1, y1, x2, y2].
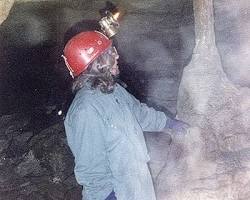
[72, 47, 118, 94]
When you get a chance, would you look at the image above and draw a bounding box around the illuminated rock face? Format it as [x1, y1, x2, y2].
[0, 0, 14, 25]
[214, 0, 250, 87]
[158, 0, 250, 199]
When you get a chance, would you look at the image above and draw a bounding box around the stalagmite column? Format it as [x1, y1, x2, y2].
[171, 0, 250, 199]
[177, 0, 226, 125]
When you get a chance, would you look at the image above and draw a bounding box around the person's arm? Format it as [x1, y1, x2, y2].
[64, 104, 111, 200]
[125, 90, 169, 132]
[163, 117, 190, 134]
[122, 87, 189, 134]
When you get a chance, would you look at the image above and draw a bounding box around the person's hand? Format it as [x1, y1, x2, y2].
[166, 118, 190, 135]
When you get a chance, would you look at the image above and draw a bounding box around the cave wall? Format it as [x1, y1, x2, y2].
[0, 0, 14, 25]
[214, 0, 250, 87]
[0, 1, 195, 199]
[0, 0, 194, 115]
[1, 0, 250, 200]
[173, 0, 250, 199]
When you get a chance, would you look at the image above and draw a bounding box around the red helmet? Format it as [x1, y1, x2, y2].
[62, 31, 112, 77]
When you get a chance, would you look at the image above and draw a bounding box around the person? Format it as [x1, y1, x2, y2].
[62, 31, 189, 200]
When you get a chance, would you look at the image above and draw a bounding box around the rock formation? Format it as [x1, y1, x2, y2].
[169, 0, 250, 199]
[0, 0, 14, 25]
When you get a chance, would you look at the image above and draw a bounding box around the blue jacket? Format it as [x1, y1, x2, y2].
[64, 84, 168, 200]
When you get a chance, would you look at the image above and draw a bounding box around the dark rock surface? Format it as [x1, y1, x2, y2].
[0, 113, 81, 200]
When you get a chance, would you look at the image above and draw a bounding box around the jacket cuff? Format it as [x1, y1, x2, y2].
[164, 117, 175, 129]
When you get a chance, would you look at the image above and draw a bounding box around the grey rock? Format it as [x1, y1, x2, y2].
[29, 123, 74, 180]
[0, 114, 30, 135]
[214, 0, 250, 87]
[174, 0, 250, 199]
[64, 186, 82, 200]
[0, 0, 14, 25]
[0, 135, 11, 154]
[14, 150, 43, 177]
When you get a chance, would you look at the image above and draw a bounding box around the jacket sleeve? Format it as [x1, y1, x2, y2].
[124, 89, 170, 132]
[64, 103, 110, 199]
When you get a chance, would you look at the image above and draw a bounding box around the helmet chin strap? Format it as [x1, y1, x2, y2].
[61, 55, 74, 78]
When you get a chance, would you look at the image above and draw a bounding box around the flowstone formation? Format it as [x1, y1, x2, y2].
[158, 0, 250, 199]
